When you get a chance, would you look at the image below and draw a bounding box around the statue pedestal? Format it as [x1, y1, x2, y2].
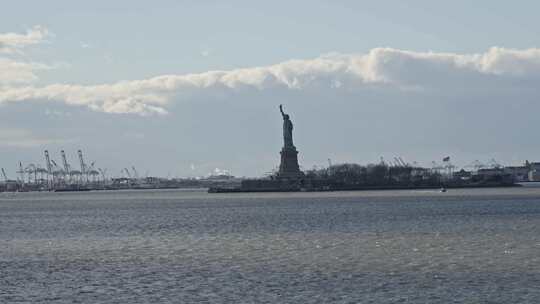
[278, 146, 303, 179]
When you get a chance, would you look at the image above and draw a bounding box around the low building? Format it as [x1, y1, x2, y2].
[476, 168, 505, 177]
[470, 168, 513, 185]
[454, 169, 472, 180]
[504, 166, 530, 182]
[527, 162, 540, 181]
[0, 180, 20, 192]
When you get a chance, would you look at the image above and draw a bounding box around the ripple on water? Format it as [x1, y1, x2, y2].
[1, 189, 540, 303]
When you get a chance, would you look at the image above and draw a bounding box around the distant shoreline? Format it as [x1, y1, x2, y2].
[209, 183, 520, 193]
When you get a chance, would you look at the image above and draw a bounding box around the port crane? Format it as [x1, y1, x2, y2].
[98, 168, 107, 182]
[44, 150, 54, 188]
[78, 150, 87, 182]
[35, 165, 48, 181]
[1, 168, 8, 182]
[131, 166, 139, 179]
[24, 163, 38, 184]
[17, 162, 25, 185]
[2, 149, 103, 191]
[123, 168, 132, 178]
[86, 161, 99, 182]
[50, 159, 65, 181]
[61, 150, 71, 181]
[398, 157, 408, 167]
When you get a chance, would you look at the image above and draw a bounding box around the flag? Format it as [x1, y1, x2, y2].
[443, 156, 450, 162]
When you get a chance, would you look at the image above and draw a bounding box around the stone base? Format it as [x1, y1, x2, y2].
[278, 147, 303, 179]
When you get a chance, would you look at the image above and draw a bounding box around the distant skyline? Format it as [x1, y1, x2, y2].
[1, 1, 540, 177]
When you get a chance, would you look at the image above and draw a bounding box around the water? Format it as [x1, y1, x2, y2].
[2, 188, 540, 303]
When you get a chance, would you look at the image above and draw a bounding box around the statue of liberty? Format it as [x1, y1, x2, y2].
[279, 104, 294, 149]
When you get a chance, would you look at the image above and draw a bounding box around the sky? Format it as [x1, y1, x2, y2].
[1, 0, 540, 177]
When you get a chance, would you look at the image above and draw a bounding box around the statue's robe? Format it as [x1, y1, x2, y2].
[283, 118, 294, 148]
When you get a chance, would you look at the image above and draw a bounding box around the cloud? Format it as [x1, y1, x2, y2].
[0, 128, 70, 148]
[44, 108, 72, 118]
[0, 26, 54, 86]
[0, 58, 53, 85]
[1, 47, 540, 115]
[0, 25, 50, 54]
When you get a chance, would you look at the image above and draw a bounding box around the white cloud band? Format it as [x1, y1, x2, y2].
[1, 47, 540, 115]
[0, 25, 50, 54]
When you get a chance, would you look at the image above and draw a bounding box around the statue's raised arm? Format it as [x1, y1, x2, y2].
[279, 104, 286, 118]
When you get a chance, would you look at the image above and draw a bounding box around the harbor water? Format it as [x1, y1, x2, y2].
[2, 188, 540, 303]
